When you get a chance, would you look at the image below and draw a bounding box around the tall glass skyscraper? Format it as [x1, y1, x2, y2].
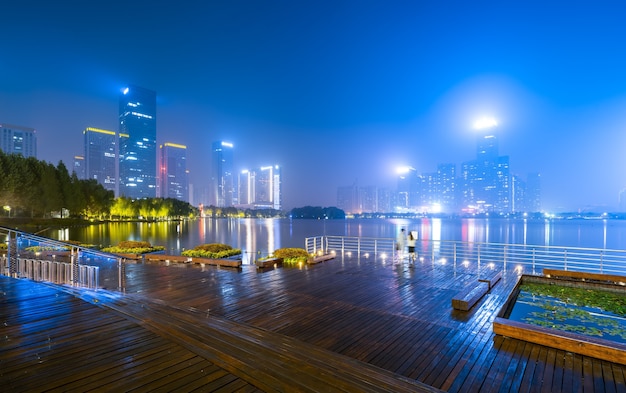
[83, 127, 116, 193]
[158, 142, 188, 202]
[211, 141, 234, 207]
[118, 85, 157, 199]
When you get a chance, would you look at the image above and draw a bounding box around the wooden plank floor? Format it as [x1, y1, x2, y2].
[3, 252, 626, 392]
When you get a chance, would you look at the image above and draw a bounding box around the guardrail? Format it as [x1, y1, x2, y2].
[305, 235, 626, 276]
[0, 226, 121, 289]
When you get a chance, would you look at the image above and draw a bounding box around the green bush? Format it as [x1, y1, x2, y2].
[270, 248, 311, 264]
[181, 243, 241, 259]
[102, 240, 164, 254]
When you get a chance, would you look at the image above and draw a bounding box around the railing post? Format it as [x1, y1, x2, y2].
[503, 245, 507, 272]
[564, 249, 567, 271]
[477, 244, 481, 272]
[600, 250, 604, 273]
[532, 248, 536, 274]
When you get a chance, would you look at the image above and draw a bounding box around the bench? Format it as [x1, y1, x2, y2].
[478, 270, 502, 289]
[452, 281, 490, 311]
[543, 268, 626, 284]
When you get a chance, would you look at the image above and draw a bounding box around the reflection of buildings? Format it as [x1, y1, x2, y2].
[119, 85, 157, 199]
[0, 123, 37, 158]
[84, 127, 117, 193]
[158, 143, 188, 201]
[211, 141, 234, 207]
[237, 165, 282, 210]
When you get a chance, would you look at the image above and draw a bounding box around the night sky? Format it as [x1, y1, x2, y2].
[2, 1, 626, 211]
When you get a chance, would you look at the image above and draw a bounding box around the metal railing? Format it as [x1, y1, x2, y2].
[305, 235, 626, 276]
[0, 226, 122, 289]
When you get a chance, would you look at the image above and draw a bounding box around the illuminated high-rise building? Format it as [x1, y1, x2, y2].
[118, 85, 157, 199]
[211, 141, 234, 207]
[73, 155, 85, 179]
[436, 163, 456, 212]
[0, 123, 37, 158]
[83, 127, 117, 192]
[237, 165, 282, 210]
[158, 142, 188, 201]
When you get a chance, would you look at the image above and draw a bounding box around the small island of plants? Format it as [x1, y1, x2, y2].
[181, 243, 241, 259]
[102, 240, 165, 255]
[262, 248, 311, 265]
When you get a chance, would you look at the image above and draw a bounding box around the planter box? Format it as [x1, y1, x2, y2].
[255, 257, 283, 268]
[308, 253, 335, 264]
[191, 257, 242, 268]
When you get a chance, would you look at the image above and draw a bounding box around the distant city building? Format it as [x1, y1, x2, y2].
[73, 155, 85, 179]
[237, 165, 282, 210]
[0, 123, 37, 158]
[118, 85, 157, 199]
[359, 185, 379, 213]
[337, 182, 359, 213]
[211, 141, 235, 207]
[83, 127, 117, 192]
[525, 172, 541, 212]
[436, 163, 456, 212]
[158, 142, 188, 201]
[460, 131, 511, 213]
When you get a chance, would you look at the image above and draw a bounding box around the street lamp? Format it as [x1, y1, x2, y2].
[3, 206, 11, 218]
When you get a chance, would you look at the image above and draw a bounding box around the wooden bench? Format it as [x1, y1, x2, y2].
[478, 270, 502, 289]
[543, 268, 626, 284]
[452, 281, 490, 311]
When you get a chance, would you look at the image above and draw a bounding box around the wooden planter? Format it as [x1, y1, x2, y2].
[255, 257, 283, 268]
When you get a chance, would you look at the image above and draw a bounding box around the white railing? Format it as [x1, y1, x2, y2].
[305, 236, 626, 276]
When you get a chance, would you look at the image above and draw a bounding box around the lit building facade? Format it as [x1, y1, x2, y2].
[118, 85, 157, 199]
[83, 127, 117, 192]
[158, 142, 188, 201]
[237, 165, 282, 210]
[211, 141, 234, 207]
[0, 124, 37, 158]
[73, 155, 85, 179]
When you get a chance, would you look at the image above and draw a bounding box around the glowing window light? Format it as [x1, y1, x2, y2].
[473, 117, 498, 129]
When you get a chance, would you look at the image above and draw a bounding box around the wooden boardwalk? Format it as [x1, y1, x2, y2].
[2, 253, 626, 392]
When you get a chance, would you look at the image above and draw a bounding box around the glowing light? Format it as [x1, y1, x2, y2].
[396, 166, 414, 175]
[122, 87, 129, 95]
[473, 117, 498, 130]
[221, 141, 233, 148]
[463, 260, 470, 267]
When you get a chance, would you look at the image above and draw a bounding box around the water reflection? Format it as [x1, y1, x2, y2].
[43, 217, 626, 261]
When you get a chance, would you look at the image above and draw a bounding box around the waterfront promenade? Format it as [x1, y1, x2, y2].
[2, 252, 626, 392]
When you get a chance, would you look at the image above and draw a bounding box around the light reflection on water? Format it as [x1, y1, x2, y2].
[45, 217, 626, 258]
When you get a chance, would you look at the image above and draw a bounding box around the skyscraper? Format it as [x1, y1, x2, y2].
[237, 165, 282, 210]
[158, 142, 188, 201]
[118, 85, 157, 199]
[73, 155, 85, 179]
[211, 141, 234, 207]
[83, 127, 117, 192]
[0, 123, 37, 158]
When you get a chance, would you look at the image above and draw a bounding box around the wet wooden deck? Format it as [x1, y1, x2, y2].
[2, 253, 626, 392]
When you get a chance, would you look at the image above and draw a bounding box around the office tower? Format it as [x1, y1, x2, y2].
[436, 163, 456, 212]
[254, 165, 281, 210]
[73, 155, 85, 179]
[396, 167, 418, 211]
[461, 131, 511, 213]
[158, 142, 188, 201]
[238, 170, 254, 206]
[211, 141, 234, 207]
[359, 185, 378, 213]
[0, 124, 37, 158]
[377, 187, 392, 213]
[83, 127, 117, 192]
[337, 183, 359, 214]
[525, 172, 541, 212]
[118, 85, 157, 199]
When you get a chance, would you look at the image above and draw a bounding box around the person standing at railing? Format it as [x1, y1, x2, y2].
[395, 228, 406, 262]
[407, 230, 417, 265]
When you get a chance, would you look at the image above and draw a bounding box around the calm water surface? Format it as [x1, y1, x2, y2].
[44, 218, 626, 261]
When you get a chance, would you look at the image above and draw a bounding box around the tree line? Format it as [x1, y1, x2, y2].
[0, 151, 195, 219]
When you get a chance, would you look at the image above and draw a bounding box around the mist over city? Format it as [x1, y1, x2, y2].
[3, 1, 626, 212]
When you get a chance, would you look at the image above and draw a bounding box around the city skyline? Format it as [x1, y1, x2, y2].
[3, 2, 626, 211]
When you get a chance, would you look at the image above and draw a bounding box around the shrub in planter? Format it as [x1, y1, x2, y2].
[182, 243, 241, 259]
[102, 240, 165, 254]
[266, 247, 311, 264]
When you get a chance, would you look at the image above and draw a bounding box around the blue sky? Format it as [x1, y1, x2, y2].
[2, 0, 626, 210]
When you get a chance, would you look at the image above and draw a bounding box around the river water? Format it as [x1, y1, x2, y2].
[44, 217, 626, 260]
